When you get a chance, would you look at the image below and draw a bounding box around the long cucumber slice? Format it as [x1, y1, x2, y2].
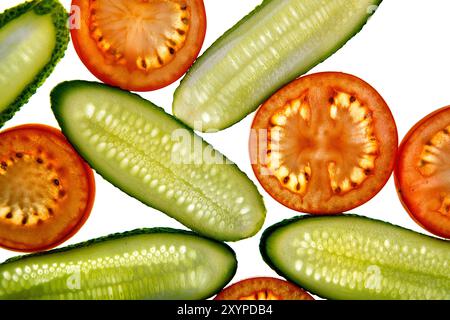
[0, 228, 237, 300]
[173, 0, 382, 131]
[0, 0, 69, 128]
[51, 81, 266, 242]
[261, 215, 450, 300]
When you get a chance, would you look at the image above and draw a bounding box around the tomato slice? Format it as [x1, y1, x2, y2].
[0, 125, 95, 252]
[395, 107, 450, 239]
[214, 277, 314, 300]
[250, 72, 398, 214]
[71, 0, 206, 91]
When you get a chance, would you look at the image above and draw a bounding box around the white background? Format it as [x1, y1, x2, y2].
[1, 0, 449, 297]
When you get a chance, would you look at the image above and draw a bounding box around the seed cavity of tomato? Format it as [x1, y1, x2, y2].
[88, 0, 190, 72]
[266, 91, 379, 196]
[415, 124, 450, 217]
[0, 152, 62, 227]
[417, 125, 450, 177]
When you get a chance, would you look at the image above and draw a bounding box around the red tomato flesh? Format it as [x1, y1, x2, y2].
[250, 72, 398, 214]
[215, 277, 314, 300]
[71, 0, 206, 91]
[395, 106, 450, 239]
[0, 125, 95, 252]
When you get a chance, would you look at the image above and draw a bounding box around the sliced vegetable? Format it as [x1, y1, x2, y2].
[0, 124, 95, 252]
[173, 0, 382, 131]
[0, 0, 69, 128]
[71, 0, 206, 91]
[395, 107, 450, 239]
[50, 81, 266, 242]
[214, 277, 314, 300]
[0, 228, 237, 300]
[250, 72, 397, 214]
[261, 215, 450, 300]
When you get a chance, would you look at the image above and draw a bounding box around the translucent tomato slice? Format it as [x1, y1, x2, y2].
[0, 125, 95, 252]
[214, 277, 314, 300]
[250, 72, 398, 214]
[395, 107, 450, 238]
[71, 0, 206, 91]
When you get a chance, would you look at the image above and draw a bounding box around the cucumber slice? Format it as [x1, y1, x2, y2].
[0, 228, 237, 300]
[173, 0, 382, 132]
[51, 81, 266, 242]
[0, 0, 69, 128]
[261, 215, 450, 300]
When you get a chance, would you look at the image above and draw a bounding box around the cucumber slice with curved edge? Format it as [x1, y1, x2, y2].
[173, 0, 382, 132]
[0, 228, 237, 300]
[51, 81, 266, 242]
[261, 215, 450, 300]
[0, 0, 69, 128]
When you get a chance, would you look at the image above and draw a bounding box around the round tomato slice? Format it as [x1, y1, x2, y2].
[395, 107, 450, 239]
[71, 0, 206, 91]
[250, 72, 398, 214]
[0, 125, 95, 252]
[214, 277, 314, 300]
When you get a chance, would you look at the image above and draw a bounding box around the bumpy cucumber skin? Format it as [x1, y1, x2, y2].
[0, 228, 238, 300]
[173, 0, 383, 132]
[260, 215, 450, 300]
[50, 81, 266, 242]
[0, 0, 69, 128]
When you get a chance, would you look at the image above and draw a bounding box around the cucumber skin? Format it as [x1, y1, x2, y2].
[173, 0, 383, 132]
[50, 81, 266, 242]
[0, 0, 69, 128]
[260, 215, 450, 300]
[0, 228, 238, 300]
[2, 228, 201, 265]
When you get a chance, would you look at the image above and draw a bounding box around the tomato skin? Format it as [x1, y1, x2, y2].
[0, 124, 96, 252]
[249, 72, 398, 215]
[70, 0, 207, 92]
[395, 107, 450, 239]
[214, 277, 314, 300]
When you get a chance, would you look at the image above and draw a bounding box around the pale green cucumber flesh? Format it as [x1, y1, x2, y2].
[173, 0, 382, 131]
[0, 0, 69, 128]
[51, 81, 266, 242]
[0, 228, 237, 300]
[261, 215, 450, 300]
